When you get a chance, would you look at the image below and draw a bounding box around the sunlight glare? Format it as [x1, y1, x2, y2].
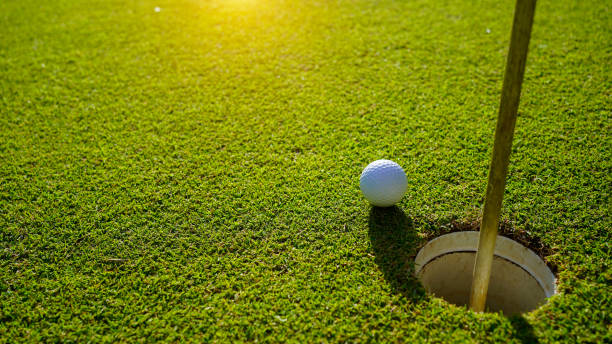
[220, 0, 259, 9]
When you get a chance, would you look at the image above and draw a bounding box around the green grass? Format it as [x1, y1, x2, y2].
[1, 0, 610, 342]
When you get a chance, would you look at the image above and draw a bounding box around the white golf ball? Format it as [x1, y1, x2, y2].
[359, 159, 407, 207]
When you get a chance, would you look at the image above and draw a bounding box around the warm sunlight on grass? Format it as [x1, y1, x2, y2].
[212, 0, 262, 11]
[1, 0, 609, 342]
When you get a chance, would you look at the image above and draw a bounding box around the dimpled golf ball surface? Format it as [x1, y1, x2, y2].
[360, 160, 407, 207]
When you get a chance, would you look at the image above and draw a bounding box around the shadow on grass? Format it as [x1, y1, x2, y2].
[368, 207, 540, 342]
[368, 206, 425, 302]
[510, 315, 539, 343]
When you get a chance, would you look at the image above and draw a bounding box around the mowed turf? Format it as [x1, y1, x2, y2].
[1, 0, 610, 342]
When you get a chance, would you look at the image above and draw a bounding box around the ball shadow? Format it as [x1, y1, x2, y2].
[368, 207, 541, 342]
[368, 206, 425, 302]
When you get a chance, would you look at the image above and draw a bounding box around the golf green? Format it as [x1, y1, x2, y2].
[1, 0, 609, 342]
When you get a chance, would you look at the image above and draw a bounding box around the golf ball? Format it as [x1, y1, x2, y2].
[359, 159, 407, 207]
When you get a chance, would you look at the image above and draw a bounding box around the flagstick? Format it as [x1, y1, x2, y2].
[469, 0, 537, 312]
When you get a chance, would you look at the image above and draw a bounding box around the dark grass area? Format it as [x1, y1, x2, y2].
[1, 0, 610, 342]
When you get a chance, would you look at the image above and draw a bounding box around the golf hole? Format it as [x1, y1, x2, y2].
[415, 232, 556, 315]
